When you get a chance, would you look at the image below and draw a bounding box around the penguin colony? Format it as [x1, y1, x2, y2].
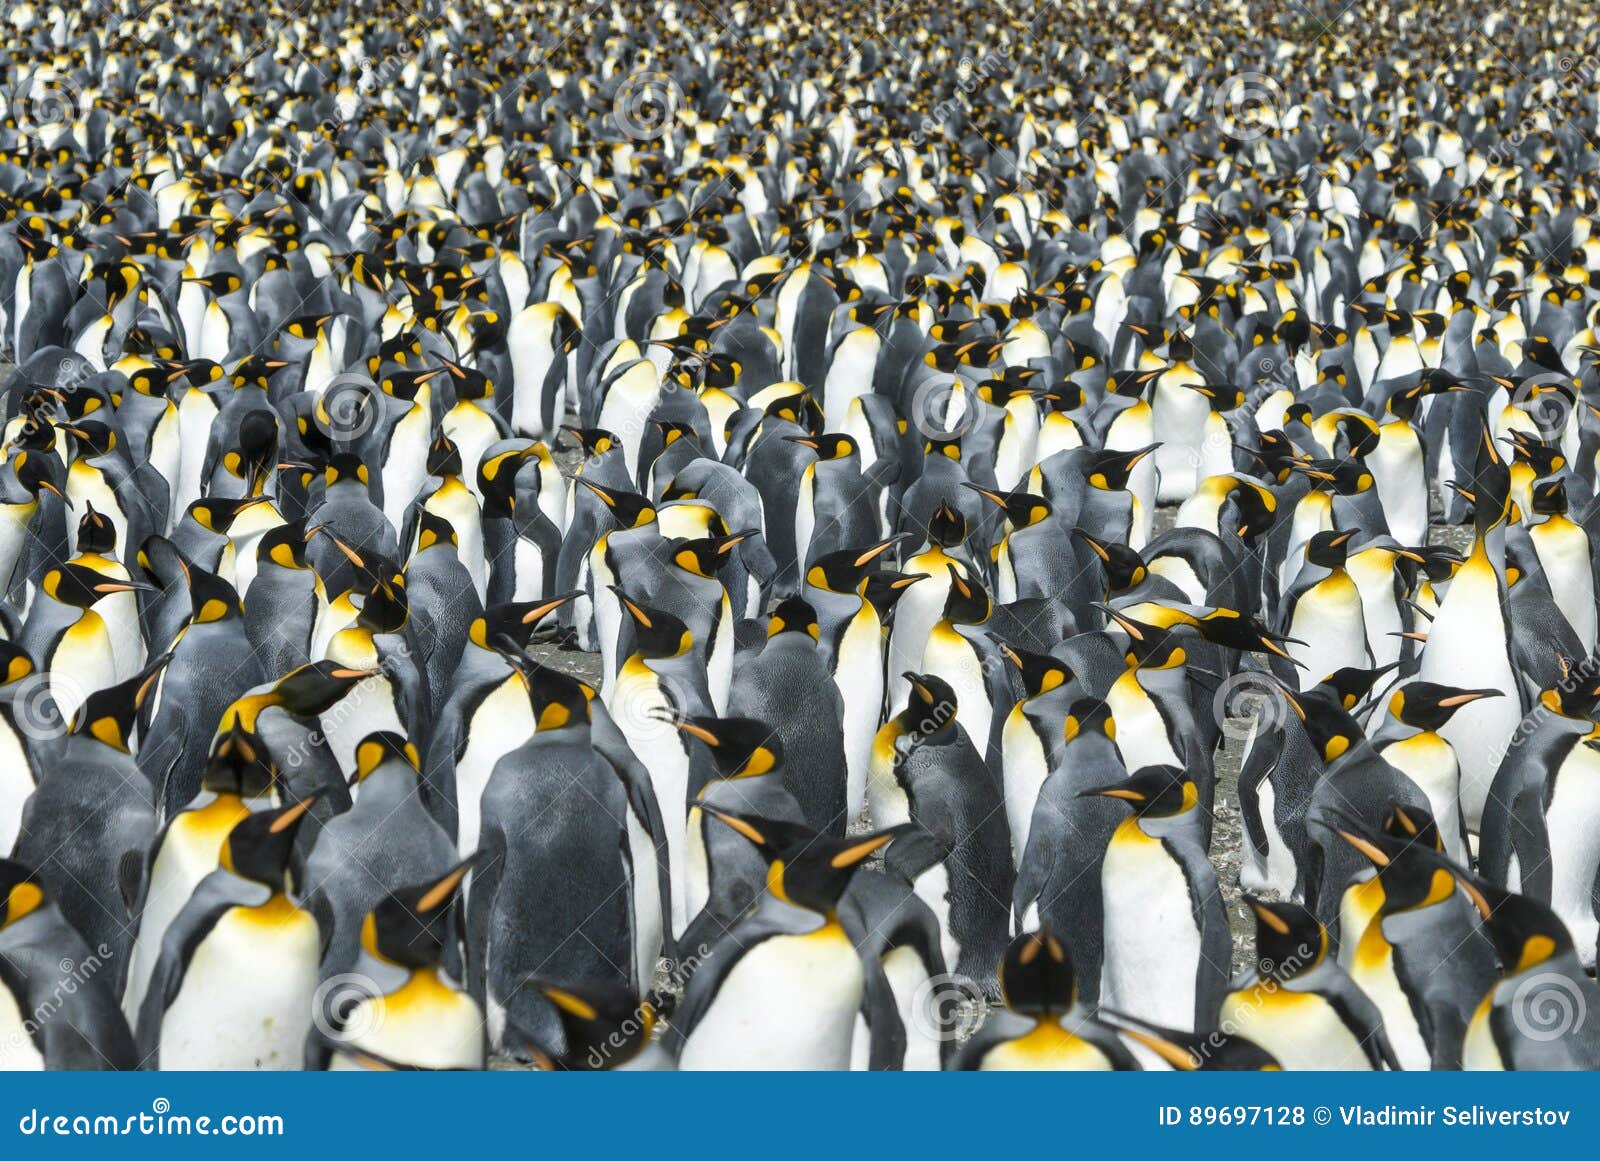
[0, 0, 1599, 1073]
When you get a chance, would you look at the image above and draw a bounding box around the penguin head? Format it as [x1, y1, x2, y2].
[355, 576, 410, 635]
[925, 501, 968, 548]
[940, 564, 991, 625]
[185, 564, 244, 624]
[323, 452, 371, 490]
[579, 479, 656, 529]
[60, 420, 118, 459]
[705, 810, 905, 915]
[414, 509, 460, 554]
[41, 561, 150, 609]
[1073, 529, 1146, 591]
[997, 927, 1079, 1016]
[964, 482, 1051, 529]
[861, 570, 924, 618]
[11, 449, 64, 500]
[556, 427, 620, 459]
[1328, 806, 1456, 913]
[805, 536, 903, 594]
[0, 859, 45, 931]
[474, 593, 581, 652]
[612, 588, 692, 659]
[1386, 682, 1502, 732]
[426, 434, 464, 479]
[1105, 1012, 1280, 1071]
[1531, 477, 1569, 518]
[670, 529, 756, 579]
[1277, 685, 1363, 763]
[360, 859, 475, 972]
[666, 715, 781, 780]
[518, 978, 654, 1071]
[219, 797, 315, 889]
[1303, 528, 1358, 568]
[1079, 764, 1195, 819]
[1001, 644, 1072, 700]
[1243, 896, 1327, 981]
[351, 731, 421, 787]
[1062, 697, 1115, 742]
[203, 725, 278, 800]
[785, 433, 858, 461]
[1222, 476, 1277, 541]
[185, 495, 271, 536]
[75, 503, 117, 556]
[271, 660, 376, 716]
[69, 654, 169, 753]
[0, 642, 37, 686]
[1096, 603, 1192, 669]
[766, 597, 820, 640]
[505, 655, 594, 732]
[1187, 606, 1299, 663]
[1457, 423, 1512, 536]
[1085, 444, 1157, 491]
[898, 672, 959, 736]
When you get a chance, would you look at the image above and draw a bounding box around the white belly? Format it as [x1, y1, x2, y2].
[0, 985, 45, 1069]
[1100, 834, 1200, 1030]
[454, 681, 533, 856]
[608, 668, 691, 936]
[319, 674, 403, 775]
[1350, 940, 1429, 1069]
[679, 926, 863, 1070]
[159, 906, 319, 1069]
[0, 719, 33, 854]
[1220, 984, 1374, 1070]
[1002, 711, 1048, 864]
[1547, 749, 1600, 968]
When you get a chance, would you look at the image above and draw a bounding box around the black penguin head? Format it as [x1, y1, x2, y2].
[1085, 444, 1157, 491]
[1000, 643, 1071, 700]
[898, 672, 959, 736]
[76, 503, 117, 555]
[519, 978, 654, 1071]
[61, 420, 117, 459]
[1224, 477, 1278, 541]
[557, 427, 620, 459]
[0, 859, 46, 931]
[1096, 603, 1192, 669]
[505, 655, 594, 732]
[185, 495, 271, 536]
[271, 660, 375, 716]
[1106, 1012, 1280, 1071]
[1074, 529, 1147, 591]
[355, 577, 410, 635]
[203, 724, 278, 799]
[1304, 528, 1358, 568]
[997, 927, 1079, 1016]
[323, 452, 371, 489]
[1244, 896, 1326, 981]
[670, 529, 755, 578]
[613, 588, 691, 659]
[1460, 424, 1512, 536]
[1062, 697, 1115, 743]
[219, 798, 315, 889]
[964, 482, 1051, 528]
[861, 570, 924, 618]
[42, 561, 149, 609]
[12, 449, 63, 500]
[184, 564, 244, 624]
[1080, 764, 1194, 819]
[1315, 662, 1400, 711]
[1531, 477, 1569, 517]
[706, 810, 905, 915]
[925, 501, 967, 548]
[474, 592, 581, 651]
[0, 642, 37, 687]
[666, 715, 781, 780]
[1386, 682, 1501, 732]
[350, 731, 421, 786]
[1277, 685, 1363, 763]
[786, 432, 857, 461]
[579, 479, 656, 529]
[413, 509, 460, 553]
[940, 564, 991, 625]
[805, 536, 903, 594]
[426, 432, 464, 478]
[70, 654, 169, 752]
[361, 859, 475, 970]
[1328, 806, 1453, 913]
[766, 596, 820, 640]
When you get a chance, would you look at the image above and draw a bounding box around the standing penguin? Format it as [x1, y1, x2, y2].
[948, 928, 1137, 1070]
[1277, 529, 1372, 687]
[316, 864, 483, 1071]
[868, 674, 1013, 991]
[136, 799, 321, 1070]
[671, 811, 905, 1070]
[1219, 895, 1395, 1070]
[0, 860, 136, 1069]
[1089, 764, 1229, 1034]
[1370, 683, 1500, 863]
[730, 599, 849, 833]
